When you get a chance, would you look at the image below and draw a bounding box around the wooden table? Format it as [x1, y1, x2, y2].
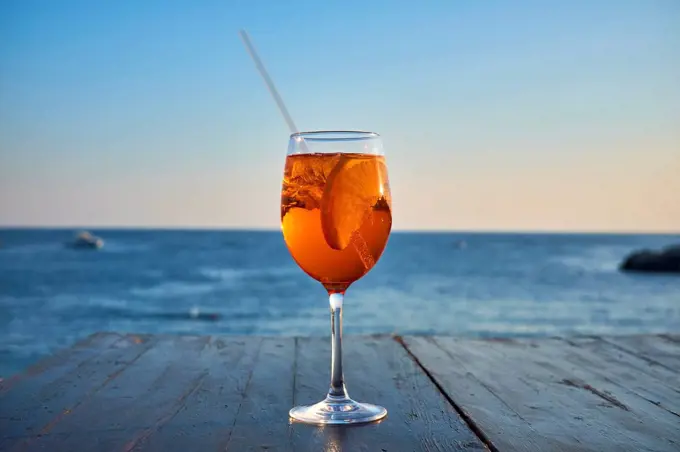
[1, 333, 678, 451]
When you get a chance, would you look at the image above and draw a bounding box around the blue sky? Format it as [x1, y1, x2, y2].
[1, 0, 678, 231]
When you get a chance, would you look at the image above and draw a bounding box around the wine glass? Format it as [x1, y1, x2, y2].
[281, 131, 392, 424]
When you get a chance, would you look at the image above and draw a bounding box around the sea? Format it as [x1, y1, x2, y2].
[1, 228, 679, 377]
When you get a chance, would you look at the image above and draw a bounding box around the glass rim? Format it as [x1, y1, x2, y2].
[290, 130, 380, 142]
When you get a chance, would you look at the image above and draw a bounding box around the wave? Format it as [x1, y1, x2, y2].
[0, 243, 62, 254]
[199, 268, 249, 282]
[199, 266, 299, 282]
[549, 246, 629, 273]
[101, 306, 225, 322]
[130, 282, 215, 298]
[99, 242, 152, 254]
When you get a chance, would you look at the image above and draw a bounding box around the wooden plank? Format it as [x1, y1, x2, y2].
[9, 335, 211, 451]
[563, 336, 679, 417]
[468, 338, 680, 439]
[141, 335, 485, 451]
[125, 336, 265, 451]
[1, 429, 140, 452]
[222, 337, 296, 452]
[50, 335, 210, 432]
[402, 336, 680, 452]
[601, 335, 680, 372]
[443, 336, 679, 451]
[564, 336, 679, 388]
[7, 334, 484, 451]
[290, 335, 486, 452]
[0, 333, 156, 443]
[0, 332, 124, 396]
[4, 336, 268, 452]
[5, 333, 676, 451]
[401, 336, 555, 452]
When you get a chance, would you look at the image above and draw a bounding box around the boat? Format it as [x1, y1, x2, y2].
[67, 231, 104, 250]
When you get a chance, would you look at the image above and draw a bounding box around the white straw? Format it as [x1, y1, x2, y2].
[238, 30, 300, 135]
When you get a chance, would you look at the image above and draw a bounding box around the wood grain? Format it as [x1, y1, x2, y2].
[0, 332, 124, 396]
[126, 336, 265, 451]
[7, 335, 210, 451]
[2, 332, 679, 451]
[401, 336, 555, 452]
[401, 335, 680, 452]
[0, 334, 156, 445]
[563, 336, 679, 417]
[222, 337, 296, 452]
[290, 335, 486, 452]
[601, 335, 680, 372]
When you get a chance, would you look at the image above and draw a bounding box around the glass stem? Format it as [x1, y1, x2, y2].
[328, 292, 349, 399]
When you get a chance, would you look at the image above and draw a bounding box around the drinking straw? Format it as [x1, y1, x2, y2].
[238, 30, 301, 136]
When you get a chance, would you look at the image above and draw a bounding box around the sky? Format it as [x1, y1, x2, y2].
[0, 0, 678, 232]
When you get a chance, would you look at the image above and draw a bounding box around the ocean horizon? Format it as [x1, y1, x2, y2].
[1, 228, 679, 377]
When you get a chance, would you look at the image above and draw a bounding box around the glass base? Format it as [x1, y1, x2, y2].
[289, 396, 387, 425]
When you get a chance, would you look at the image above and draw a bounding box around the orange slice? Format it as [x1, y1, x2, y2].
[320, 156, 387, 251]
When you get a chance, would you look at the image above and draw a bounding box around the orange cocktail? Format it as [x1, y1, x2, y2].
[281, 153, 391, 292]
